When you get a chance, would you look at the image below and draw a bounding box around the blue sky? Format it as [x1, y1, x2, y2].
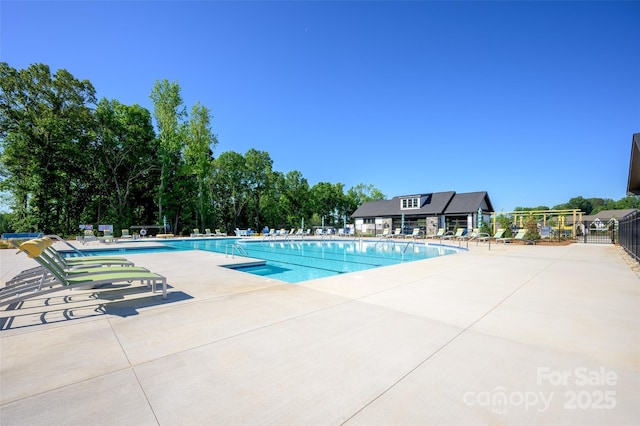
[2, 1, 639, 212]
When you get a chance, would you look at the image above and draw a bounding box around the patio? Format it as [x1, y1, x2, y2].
[1, 241, 638, 425]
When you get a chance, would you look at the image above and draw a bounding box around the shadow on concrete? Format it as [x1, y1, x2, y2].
[0, 288, 193, 330]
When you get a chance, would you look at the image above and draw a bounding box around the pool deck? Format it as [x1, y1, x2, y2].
[1, 239, 639, 425]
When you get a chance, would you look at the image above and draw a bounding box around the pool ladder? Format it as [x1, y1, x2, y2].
[226, 243, 249, 258]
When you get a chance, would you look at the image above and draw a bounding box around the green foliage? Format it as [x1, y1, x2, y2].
[150, 79, 187, 230]
[496, 214, 513, 238]
[92, 98, 159, 229]
[514, 205, 550, 211]
[0, 62, 96, 235]
[0, 62, 403, 236]
[479, 222, 491, 236]
[524, 216, 540, 241]
[185, 101, 217, 229]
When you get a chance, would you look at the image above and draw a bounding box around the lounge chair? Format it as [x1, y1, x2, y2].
[376, 228, 391, 238]
[5, 238, 137, 286]
[45, 240, 133, 267]
[455, 228, 469, 241]
[407, 227, 422, 239]
[215, 229, 227, 237]
[99, 229, 115, 244]
[80, 229, 97, 245]
[497, 229, 531, 244]
[391, 228, 403, 238]
[513, 229, 536, 244]
[426, 228, 446, 239]
[477, 229, 505, 243]
[191, 228, 204, 238]
[120, 229, 133, 239]
[461, 229, 480, 241]
[1, 238, 167, 307]
[443, 229, 464, 240]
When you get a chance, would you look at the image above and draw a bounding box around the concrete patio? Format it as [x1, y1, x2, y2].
[1, 240, 638, 425]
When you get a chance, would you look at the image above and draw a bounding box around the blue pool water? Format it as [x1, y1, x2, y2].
[68, 238, 459, 283]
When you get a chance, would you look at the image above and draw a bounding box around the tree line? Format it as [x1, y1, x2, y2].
[514, 195, 640, 216]
[0, 62, 385, 237]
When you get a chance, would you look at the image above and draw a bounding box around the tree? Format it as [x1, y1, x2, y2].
[92, 98, 158, 230]
[150, 79, 186, 231]
[496, 214, 513, 238]
[185, 102, 217, 229]
[309, 182, 346, 227]
[210, 151, 248, 232]
[513, 205, 550, 211]
[553, 196, 593, 215]
[524, 215, 540, 241]
[244, 149, 272, 230]
[278, 170, 310, 228]
[614, 196, 640, 210]
[345, 183, 385, 216]
[0, 62, 96, 234]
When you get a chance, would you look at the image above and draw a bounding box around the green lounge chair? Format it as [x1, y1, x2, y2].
[376, 228, 391, 238]
[406, 227, 422, 239]
[514, 229, 536, 244]
[427, 228, 446, 239]
[443, 228, 464, 240]
[6, 237, 136, 286]
[461, 229, 480, 241]
[5, 237, 150, 292]
[475, 229, 505, 243]
[81, 229, 97, 245]
[99, 229, 115, 244]
[1, 239, 167, 307]
[498, 229, 533, 244]
[391, 228, 403, 238]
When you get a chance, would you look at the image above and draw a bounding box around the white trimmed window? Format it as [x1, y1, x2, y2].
[401, 197, 420, 210]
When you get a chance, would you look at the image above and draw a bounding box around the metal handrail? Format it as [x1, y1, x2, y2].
[225, 243, 249, 258]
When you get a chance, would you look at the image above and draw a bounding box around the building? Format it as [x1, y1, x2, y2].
[351, 191, 494, 236]
[626, 133, 640, 194]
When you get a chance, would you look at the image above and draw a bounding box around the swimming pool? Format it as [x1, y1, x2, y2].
[67, 238, 459, 283]
[166, 238, 459, 283]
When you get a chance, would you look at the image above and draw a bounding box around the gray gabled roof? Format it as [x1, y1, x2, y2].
[351, 191, 493, 218]
[581, 209, 637, 222]
[444, 191, 494, 214]
[350, 199, 397, 217]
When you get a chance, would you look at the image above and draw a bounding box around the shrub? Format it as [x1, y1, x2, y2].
[524, 216, 540, 241]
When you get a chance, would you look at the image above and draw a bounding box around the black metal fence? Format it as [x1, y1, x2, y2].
[579, 220, 616, 244]
[618, 211, 640, 262]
